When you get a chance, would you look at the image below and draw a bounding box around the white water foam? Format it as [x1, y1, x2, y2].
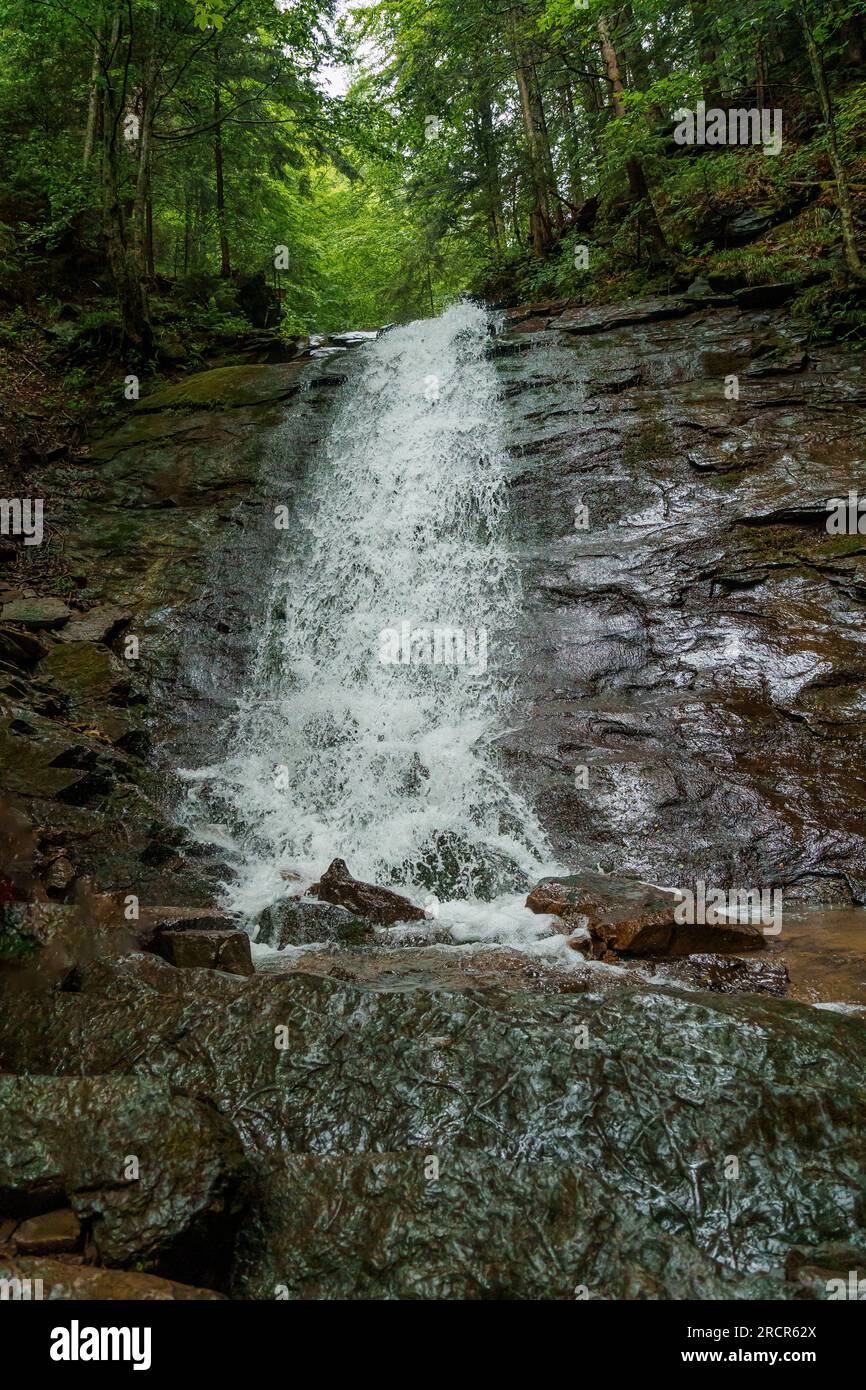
[180, 302, 561, 938]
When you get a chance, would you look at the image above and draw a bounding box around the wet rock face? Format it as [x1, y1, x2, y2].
[0, 1073, 247, 1284]
[256, 898, 373, 948]
[654, 952, 789, 997]
[150, 927, 253, 976]
[3, 300, 866, 1302]
[0, 349, 338, 904]
[310, 858, 427, 925]
[495, 300, 866, 903]
[2, 962, 865, 1299]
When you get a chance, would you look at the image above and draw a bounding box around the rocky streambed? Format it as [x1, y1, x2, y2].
[2, 296, 866, 1300]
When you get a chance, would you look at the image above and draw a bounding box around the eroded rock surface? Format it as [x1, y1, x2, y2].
[495, 298, 866, 904]
[1, 960, 864, 1299]
[0, 1073, 247, 1278]
[0, 350, 343, 905]
[3, 298, 866, 1302]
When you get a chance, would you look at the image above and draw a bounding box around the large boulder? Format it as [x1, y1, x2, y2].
[0, 1074, 248, 1278]
[256, 898, 373, 948]
[526, 873, 766, 957]
[1, 963, 865, 1299]
[151, 927, 253, 976]
[135, 363, 304, 413]
[310, 858, 426, 925]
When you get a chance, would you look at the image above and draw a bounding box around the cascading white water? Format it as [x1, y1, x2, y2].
[181, 302, 558, 928]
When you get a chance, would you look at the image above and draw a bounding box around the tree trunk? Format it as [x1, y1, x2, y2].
[597, 13, 667, 264]
[620, 3, 664, 124]
[83, 34, 102, 168]
[183, 194, 191, 274]
[620, 2, 651, 91]
[213, 49, 231, 277]
[689, 0, 725, 107]
[755, 32, 767, 109]
[475, 86, 506, 257]
[797, 0, 864, 278]
[511, 8, 554, 256]
[102, 165, 153, 352]
[98, 2, 153, 353]
[561, 84, 583, 203]
[536, 80, 564, 232]
[145, 198, 155, 278]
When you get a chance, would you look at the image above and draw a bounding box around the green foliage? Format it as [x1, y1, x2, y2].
[189, 0, 226, 30]
[0, 0, 864, 344]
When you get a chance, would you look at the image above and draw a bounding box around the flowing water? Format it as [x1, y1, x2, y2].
[180, 303, 559, 935]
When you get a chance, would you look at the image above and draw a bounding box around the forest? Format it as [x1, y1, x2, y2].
[0, 0, 864, 381]
[3, 0, 866, 1324]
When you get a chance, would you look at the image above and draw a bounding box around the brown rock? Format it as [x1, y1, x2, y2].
[592, 913, 766, 958]
[528, 872, 766, 958]
[310, 858, 426, 925]
[511, 316, 550, 333]
[137, 905, 234, 945]
[43, 855, 75, 894]
[526, 871, 676, 924]
[0, 1256, 225, 1300]
[12, 1209, 81, 1255]
[57, 605, 131, 645]
[152, 927, 254, 976]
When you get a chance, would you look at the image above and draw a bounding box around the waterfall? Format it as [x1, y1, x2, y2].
[180, 302, 555, 923]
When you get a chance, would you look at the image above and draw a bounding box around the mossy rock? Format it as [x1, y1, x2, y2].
[135, 363, 305, 413]
[0, 712, 90, 797]
[1, 597, 71, 630]
[38, 641, 131, 708]
[0, 902, 65, 960]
